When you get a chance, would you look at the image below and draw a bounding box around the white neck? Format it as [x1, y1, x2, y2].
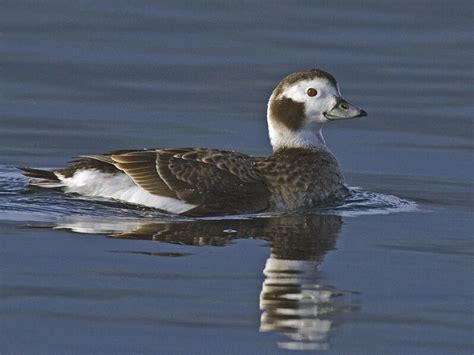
[267, 118, 327, 151]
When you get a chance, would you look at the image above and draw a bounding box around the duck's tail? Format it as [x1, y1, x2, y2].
[18, 167, 64, 188]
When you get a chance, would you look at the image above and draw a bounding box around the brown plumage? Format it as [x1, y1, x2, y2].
[110, 149, 270, 216]
[19, 69, 367, 216]
[256, 148, 349, 210]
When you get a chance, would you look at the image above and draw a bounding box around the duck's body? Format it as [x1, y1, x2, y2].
[20, 69, 366, 216]
[257, 147, 348, 210]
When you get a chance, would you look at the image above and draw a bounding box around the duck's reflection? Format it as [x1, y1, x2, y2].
[50, 214, 357, 351]
[259, 217, 355, 351]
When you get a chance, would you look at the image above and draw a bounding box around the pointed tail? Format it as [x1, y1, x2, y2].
[18, 167, 60, 182]
[18, 167, 65, 188]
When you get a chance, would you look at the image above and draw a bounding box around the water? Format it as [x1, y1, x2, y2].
[1, 0, 473, 354]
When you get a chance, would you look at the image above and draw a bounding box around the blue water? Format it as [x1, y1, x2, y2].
[1, 1, 473, 354]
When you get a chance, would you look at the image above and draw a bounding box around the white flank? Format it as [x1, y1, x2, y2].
[57, 169, 197, 214]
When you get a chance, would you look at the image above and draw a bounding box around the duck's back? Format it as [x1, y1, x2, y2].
[256, 148, 348, 210]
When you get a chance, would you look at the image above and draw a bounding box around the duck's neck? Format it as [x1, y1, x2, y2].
[268, 119, 327, 152]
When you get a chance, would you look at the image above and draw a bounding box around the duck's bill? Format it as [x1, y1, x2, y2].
[324, 97, 367, 120]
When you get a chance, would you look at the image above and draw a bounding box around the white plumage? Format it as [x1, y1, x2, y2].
[57, 169, 197, 214]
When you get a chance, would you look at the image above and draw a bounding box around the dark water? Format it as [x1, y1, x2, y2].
[1, 1, 473, 354]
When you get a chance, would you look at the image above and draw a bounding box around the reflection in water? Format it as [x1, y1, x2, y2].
[47, 214, 357, 351]
[259, 217, 353, 351]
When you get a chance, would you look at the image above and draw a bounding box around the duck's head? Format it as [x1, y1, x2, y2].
[267, 69, 367, 151]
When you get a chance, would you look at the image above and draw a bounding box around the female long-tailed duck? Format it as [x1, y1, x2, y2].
[20, 69, 367, 216]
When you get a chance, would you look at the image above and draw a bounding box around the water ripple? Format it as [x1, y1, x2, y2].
[0, 166, 416, 224]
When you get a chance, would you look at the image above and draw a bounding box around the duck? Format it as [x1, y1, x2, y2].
[20, 69, 367, 216]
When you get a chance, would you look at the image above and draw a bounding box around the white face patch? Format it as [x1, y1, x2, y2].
[280, 78, 340, 124]
[266, 77, 341, 150]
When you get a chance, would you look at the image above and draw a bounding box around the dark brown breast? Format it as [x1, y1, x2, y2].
[256, 148, 348, 210]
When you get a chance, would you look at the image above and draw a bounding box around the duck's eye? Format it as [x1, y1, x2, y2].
[307, 88, 318, 97]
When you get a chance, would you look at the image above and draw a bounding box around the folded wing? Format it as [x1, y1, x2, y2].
[110, 148, 270, 216]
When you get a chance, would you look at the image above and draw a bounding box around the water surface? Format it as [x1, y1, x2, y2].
[1, 1, 473, 354]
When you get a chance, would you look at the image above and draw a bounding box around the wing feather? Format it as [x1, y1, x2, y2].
[108, 148, 270, 215]
[111, 151, 177, 198]
[156, 149, 270, 215]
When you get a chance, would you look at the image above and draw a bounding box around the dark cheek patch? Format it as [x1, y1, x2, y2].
[269, 97, 305, 131]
